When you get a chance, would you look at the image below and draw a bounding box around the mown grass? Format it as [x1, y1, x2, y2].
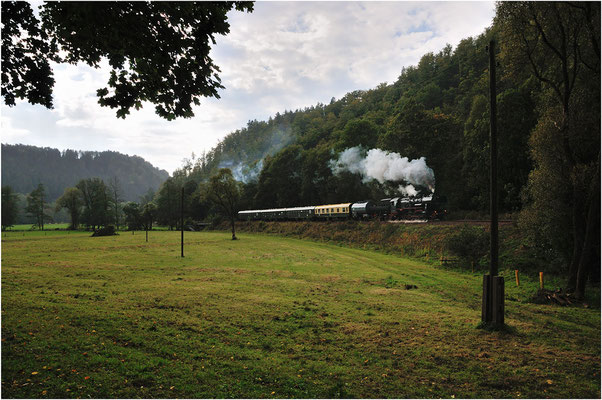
[1, 230, 600, 398]
[4, 223, 70, 231]
[232, 220, 588, 289]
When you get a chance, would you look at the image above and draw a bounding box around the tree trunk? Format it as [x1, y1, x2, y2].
[575, 197, 597, 299]
[567, 180, 586, 290]
[575, 155, 600, 300]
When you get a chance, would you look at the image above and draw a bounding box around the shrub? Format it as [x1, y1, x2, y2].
[91, 225, 117, 237]
[445, 224, 489, 269]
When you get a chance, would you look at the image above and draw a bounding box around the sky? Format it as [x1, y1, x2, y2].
[1, 1, 495, 175]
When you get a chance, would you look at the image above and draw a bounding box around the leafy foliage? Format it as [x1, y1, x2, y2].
[55, 187, 84, 229]
[1, 185, 19, 230]
[25, 183, 52, 230]
[123, 201, 144, 231]
[497, 1, 600, 298]
[2, 1, 254, 119]
[0, 1, 54, 107]
[207, 168, 242, 240]
[445, 225, 490, 269]
[76, 178, 111, 230]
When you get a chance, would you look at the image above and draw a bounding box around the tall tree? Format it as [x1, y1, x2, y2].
[207, 168, 241, 240]
[141, 202, 157, 231]
[2, 1, 254, 119]
[25, 183, 49, 230]
[76, 178, 110, 230]
[55, 187, 84, 230]
[123, 202, 143, 231]
[108, 176, 123, 229]
[497, 1, 600, 298]
[155, 178, 180, 230]
[2, 186, 19, 230]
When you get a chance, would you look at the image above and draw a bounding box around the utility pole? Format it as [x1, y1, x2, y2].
[489, 39, 499, 279]
[482, 40, 504, 327]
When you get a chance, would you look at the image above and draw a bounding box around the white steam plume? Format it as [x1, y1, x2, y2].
[399, 184, 418, 196]
[330, 147, 435, 194]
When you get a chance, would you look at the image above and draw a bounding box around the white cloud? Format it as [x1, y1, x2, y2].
[1, 115, 31, 142]
[1, 1, 495, 174]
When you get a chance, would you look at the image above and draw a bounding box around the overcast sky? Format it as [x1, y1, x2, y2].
[1, 1, 495, 175]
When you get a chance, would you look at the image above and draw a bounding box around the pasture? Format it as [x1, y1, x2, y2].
[1, 230, 600, 398]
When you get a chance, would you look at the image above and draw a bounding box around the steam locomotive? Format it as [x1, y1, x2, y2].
[238, 196, 446, 221]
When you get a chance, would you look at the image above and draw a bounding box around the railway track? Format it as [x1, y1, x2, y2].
[389, 219, 514, 226]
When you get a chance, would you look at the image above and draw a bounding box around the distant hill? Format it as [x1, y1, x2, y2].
[1, 144, 169, 202]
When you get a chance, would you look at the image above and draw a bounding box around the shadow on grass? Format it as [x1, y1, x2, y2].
[476, 321, 519, 335]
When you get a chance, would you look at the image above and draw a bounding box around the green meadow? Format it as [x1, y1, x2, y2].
[1, 230, 600, 398]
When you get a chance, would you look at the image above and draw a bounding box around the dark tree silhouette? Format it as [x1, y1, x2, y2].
[2, 1, 253, 119]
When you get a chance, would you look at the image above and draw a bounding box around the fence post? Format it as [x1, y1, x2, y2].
[515, 269, 520, 286]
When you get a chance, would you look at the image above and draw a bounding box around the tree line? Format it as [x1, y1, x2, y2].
[2, 169, 242, 241]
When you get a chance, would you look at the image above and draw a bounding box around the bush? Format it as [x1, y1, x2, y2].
[91, 225, 117, 237]
[445, 224, 489, 269]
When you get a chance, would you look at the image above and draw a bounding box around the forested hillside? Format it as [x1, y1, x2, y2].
[1, 144, 169, 201]
[159, 3, 598, 298]
[181, 26, 535, 213]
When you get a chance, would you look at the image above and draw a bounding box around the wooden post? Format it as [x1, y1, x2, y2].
[482, 275, 492, 322]
[482, 40, 503, 326]
[146, 229, 148, 242]
[515, 269, 520, 286]
[539, 272, 544, 289]
[492, 276, 505, 325]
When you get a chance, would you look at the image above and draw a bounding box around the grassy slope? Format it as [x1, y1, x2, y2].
[1, 230, 600, 398]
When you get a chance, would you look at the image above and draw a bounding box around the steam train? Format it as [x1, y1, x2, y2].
[238, 196, 446, 221]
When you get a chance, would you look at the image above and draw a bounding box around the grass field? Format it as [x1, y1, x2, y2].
[4, 223, 71, 231]
[1, 230, 600, 398]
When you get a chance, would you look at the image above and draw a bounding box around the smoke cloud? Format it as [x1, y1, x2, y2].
[330, 147, 435, 194]
[218, 126, 292, 183]
[219, 159, 264, 184]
